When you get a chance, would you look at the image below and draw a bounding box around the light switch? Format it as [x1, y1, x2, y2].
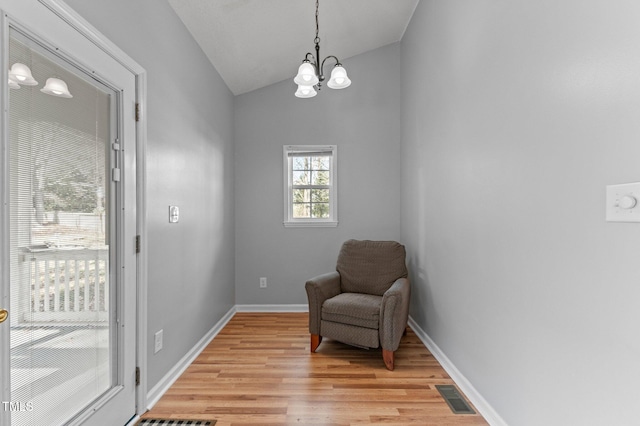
[606, 182, 640, 222]
[169, 205, 179, 223]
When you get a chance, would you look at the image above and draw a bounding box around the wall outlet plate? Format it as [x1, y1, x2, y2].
[169, 206, 179, 223]
[259, 277, 267, 288]
[606, 182, 640, 222]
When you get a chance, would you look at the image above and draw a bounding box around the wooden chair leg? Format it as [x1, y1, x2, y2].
[310, 334, 322, 353]
[382, 349, 395, 371]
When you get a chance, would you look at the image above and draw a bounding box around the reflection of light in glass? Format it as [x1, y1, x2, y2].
[8, 76, 20, 89]
[40, 77, 73, 98]
[9, 62, 38, 85]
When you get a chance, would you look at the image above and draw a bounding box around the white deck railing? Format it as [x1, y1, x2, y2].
[20, 247, 109, 322]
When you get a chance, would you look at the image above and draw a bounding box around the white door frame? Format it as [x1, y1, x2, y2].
[37, 0, 149, 416]
[0, 0, 148, 422]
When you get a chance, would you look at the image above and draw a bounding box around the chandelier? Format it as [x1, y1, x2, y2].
[293, 0, 351, 98]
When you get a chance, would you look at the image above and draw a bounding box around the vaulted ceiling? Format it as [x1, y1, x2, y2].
[167, 0, 419, 95]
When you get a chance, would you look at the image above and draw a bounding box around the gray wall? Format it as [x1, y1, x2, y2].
[64, 0, 236, 390]
[401, 0, 640, 425]
[234, 43, 402, 305]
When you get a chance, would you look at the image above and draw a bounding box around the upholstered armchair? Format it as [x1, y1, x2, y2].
[305, 239, 410, 370]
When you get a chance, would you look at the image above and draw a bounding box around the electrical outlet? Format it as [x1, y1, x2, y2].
[154, 329, 163, 354]
[169, 206, 179, 223]
[259, 277, 267, 288]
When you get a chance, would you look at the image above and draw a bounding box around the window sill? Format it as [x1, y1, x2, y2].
[283, 221, 338, 228]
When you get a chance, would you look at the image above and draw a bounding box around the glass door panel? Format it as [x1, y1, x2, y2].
[7, 29, 117, 425]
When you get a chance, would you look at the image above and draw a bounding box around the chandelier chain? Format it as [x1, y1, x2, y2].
[314, 0, 320, 44]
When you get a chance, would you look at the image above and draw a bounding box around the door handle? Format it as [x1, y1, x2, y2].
[0, 309, 7, 323]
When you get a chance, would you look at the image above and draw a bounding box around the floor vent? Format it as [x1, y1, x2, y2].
[137, 420, 214, 426]
[436, 384, 476, 414]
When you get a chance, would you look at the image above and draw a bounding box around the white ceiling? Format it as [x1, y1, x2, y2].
[167, 0, 419, 95]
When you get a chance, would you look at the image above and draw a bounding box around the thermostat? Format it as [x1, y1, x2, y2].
[606, 183, 640, 222]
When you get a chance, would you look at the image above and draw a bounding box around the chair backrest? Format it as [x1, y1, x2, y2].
[336, 240, 408, 296]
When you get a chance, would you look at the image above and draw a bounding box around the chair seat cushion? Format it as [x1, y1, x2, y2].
[321, 293, 382, 329]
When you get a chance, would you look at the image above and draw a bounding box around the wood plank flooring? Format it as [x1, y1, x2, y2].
[142, 312, 488, 425]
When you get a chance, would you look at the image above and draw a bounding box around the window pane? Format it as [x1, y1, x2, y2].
[312, 203, 330, 218]
[311, 171, 330, 185]
[293, 203, 310, 218]
[285, 146, 336, 225]
[311, 189, 329, 203]
[312, 156, 329, 170]
[293, 189, 310, 202]
[292, 171, 310, 185]
[292, 156, 310, 171]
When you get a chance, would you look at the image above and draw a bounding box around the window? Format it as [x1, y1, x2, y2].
[284, 145, 338, 227]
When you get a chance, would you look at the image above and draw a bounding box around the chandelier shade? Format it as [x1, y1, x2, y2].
[294, 61, 319, 86]
[295, 84, 318, 98]
[293, 0, 350, 98]
[327, 65, 351, 89]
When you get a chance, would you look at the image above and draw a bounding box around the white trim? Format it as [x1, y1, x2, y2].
[37, 0, 145, 75]
[283, 221, 338, 228]
[0, 11, 10, 415]
[145, 306, 236, 410]
[35, 0, 149, 415]
[134, 71, 148, 413]
[235, 304, 309, 313]
[408, 317, 507, 426]
[125, 414, 141, 426]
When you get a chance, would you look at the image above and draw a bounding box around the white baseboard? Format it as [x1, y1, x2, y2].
[408, 317, 507, 426]
[144, 304, 306, 410]
[145, 306, 237, 410]
[145, 306, 505, 426]
[235, 304, 308, 312]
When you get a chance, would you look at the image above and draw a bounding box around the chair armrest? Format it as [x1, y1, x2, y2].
[379, 277, 410, 351]
[305, 271, 342, 335]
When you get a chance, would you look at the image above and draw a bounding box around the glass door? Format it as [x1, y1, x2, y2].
[1, 22, 134, 425]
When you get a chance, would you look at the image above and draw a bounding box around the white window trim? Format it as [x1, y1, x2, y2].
[283, 145, 338, 228]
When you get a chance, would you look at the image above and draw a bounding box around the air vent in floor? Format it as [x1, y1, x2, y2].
[435, 384, 476, 414]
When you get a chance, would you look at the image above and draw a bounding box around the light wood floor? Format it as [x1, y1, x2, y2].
[142, 312, 488, 425]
